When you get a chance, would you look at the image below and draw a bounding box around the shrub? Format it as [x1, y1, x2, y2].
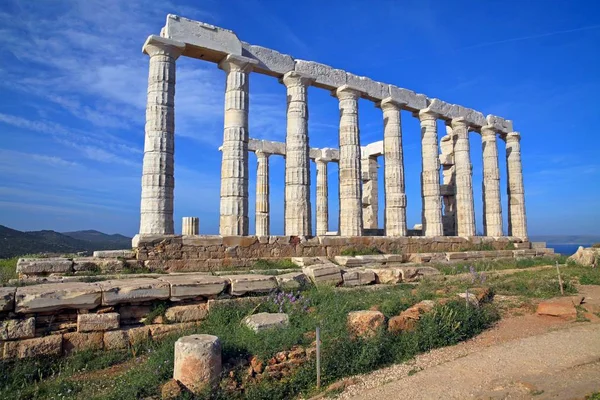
[0, 257, 18, 285]
[340, 247, 382, 256]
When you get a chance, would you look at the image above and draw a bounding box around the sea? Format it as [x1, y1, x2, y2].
[547, 244, 591, 256]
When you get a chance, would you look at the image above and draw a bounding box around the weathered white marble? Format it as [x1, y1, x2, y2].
[388, 85, 428, 111]
[242, 42, 294, 76]
[255, 150, 270, 236]
[346, 73, 387, 101]
[182, 217, 199, 235]
[418, 109, 443, 237]
[315, 158, 329, 236]
[481, 125, 503, 236]
[440, 129, 457, 236]
[282, 71, 314, 236]
[487, 115, 514, 134]
[361, 156, 379, 229]
[218, 54, 257, 236]
[505, 132, 527, 238]
[451, 118, 476, 237]
[140, 36, 185, 235]
[335, 85, 363, 236]
[294, 60, 346, 90]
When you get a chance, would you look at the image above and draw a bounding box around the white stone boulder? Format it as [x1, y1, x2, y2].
[568, 246, 600, 267]
[16, 258, 73, 275]
[242, 312, 289, 332]
[100, 278, 170, 306]
[224, 274, 277, 296]
[15, 282, 102, 313]
[302, 264, 342, 285]
[158, 274, 227, 301]
[294, 60, 346, 90]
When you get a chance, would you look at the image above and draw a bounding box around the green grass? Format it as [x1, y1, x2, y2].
[0, 257, 18, 285]
[251, 259, 298, 271]
[586, 392, 600, 400]
[340, 247, 383, 256]
[435, 256, 567, 276]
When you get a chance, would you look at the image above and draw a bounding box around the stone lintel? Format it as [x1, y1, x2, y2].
[486, 114, 514, 134]
[248, 139, 286, 156]
[242, 42, 295, 77]
[388, 85, 427, 111]
[294, 59, 347, 90]
[361, 141, 384, 158]
[310, 147, 339, 162]
[142, 35, 185, 58]
[427, 99, 486, 128]
[346, 73, 388, 101]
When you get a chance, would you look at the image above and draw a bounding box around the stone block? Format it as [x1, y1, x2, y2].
[62, 332, 103, 355]
[77, 312, 120, 332]
[118, 305, 151, 323]
[0, 317, 35, 340]
[347, 310, 385, 338]
[513, 249, 537, 257]
[181, 235, 223, 246]
[342, 269, 376, 286]
[100, 278, 170, 306]
[242, 42, 295, 76]
[0, 287, 16, 311]
[290, 257, 324, 267]
[536, 297, 582, 319]
[164, 14, 242, 60]
[15, 282, 101, 313]
[165, 304, 208, 323]
[302, 264, 342, 285]
[276, 272, 309, 290]
[294, 59, 346, 90]
[531, 242, 547, 249]
[333, 256, 369, 267]
[486, 114, 513, 134]
[387, 85, 428, 111]
[149, 322, 197, 340]
[446, 252, 468, 261]
[4, 335, 62, 359]
[242, 312, 289, 332]
[72, 257, 101, 272]
[174, 335, 222, 393]
[127, 326, 150, 346]
[93, 250, 135, 259]
[103, 330, 129, 350]
[346, 73, 387, 100]
[17, 258, 73, 275]
[158, 275, 227, 301]
[224, 274, 277, 296]
[367, 268, 403, 284]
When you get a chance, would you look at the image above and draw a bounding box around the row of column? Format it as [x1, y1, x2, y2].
[139, 36, 527, 239]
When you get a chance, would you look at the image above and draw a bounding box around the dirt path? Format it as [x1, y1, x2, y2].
[338, 288, 600, 400]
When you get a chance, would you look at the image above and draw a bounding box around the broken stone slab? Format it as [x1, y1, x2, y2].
[16, 258, 73, 275]
[99, 278, 170, 306]
[0, 287, 16, 311]
[3, 334, 62, 359]
[157, 274, 227, 301]
[290, 257, 327, 267]
[367, 268, 403, 284]
[165, 304, 209, 323]
[15, 282, 102, 313]
[241, 42, 294, 76]
[446, 252, 468, 261]
[242, 312, 289, 332]
[342, 269, 376, 287]
[92, 250, 135, 259]
[387, 85, 428, 111]
[77, 312, 120, 332]
[294, 59, 346, 90]
[302, 264, 343, 285]
[224, 274, 278, 296]
[398, 266, 440, 282]
[0, 317, 35, 340]
[536, 297, 583, 319]
[276, 272, 310, 290]
[333, 256, 370, 267]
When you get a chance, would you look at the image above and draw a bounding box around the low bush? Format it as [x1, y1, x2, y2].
[0, 257, 18, 285]
[340, 247, 382, 256]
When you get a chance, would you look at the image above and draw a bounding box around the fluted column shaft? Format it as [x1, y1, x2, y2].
[315, 158, 329, 236]
[418, 110, 443, 237]
[139, 36, 184, 235]
[505, 132, 527, 238]
[335, 85, 363, 236]
[451, 118, 476, 236]
[255, 150, 270, 236]
[282, 71, 314, 236]
[218, 55, 257, 236]
[481, 125, 503, 236]
[361, 156, 379, 229]
[182, 217, 199, 235]
[379, 98, 407, 236]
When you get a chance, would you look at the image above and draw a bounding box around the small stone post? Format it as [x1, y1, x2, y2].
[174, 334, 222, 394]
[181, 217, 199, 235]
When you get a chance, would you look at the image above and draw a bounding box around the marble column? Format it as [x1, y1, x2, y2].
[418, 109, 443, 237]
[335, 85, 363, 236]
[361, 156, 379, 229]
[505, 132, 528, 238]
[255, 150, 270, 237]
[315, 158, 329, 236]
[218, 55, 257, 236]
[378, 98, 407, 236]
[481, 125, 503, 236]
[282, 71, 314, 236]
[451, 117, 476, 237]
[139, 36, 185, 235]
[182, 217, 199, 235]
[440, 128, 457, 236]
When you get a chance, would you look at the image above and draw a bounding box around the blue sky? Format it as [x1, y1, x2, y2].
[0, 0, 599, 237]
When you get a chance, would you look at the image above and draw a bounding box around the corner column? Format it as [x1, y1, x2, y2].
[451, 117, 476, 236]
[218, 55, 257, 236]
[255, 150, 270, 237]
[418, 109, 443, 237]
[315, 158, 329, 236]
[378, 98, 407, 236]
[335, 85, 363, 236]
[139, 36, 185, 235]
[481, 125, 503, 236]
[505, 132, 527, 238]
[282, 71, 314, 236]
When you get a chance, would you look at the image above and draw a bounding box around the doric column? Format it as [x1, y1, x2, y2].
[139, 36, 185, 235]
[481, 125, 503, 236]
[182, 217, 199, 235]
[451, 117, 476, 237]
[255, 150, 270, 237]
[378, 98, 407, 236]
[418, 109, 443, 237]
[315, 158, 329, 236]
[440, 128, 457, 236]
[218, 55, 257, 236]
[505, 132, 528, 238]
[334, 85, 363, 236]
[281, 71, 314, 236]
[361, 156, 379, 229]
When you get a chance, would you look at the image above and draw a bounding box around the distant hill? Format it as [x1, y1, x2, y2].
[529, 235, 600, 245]
[0, 225, 131, 259]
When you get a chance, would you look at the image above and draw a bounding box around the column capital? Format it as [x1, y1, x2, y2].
[280, 71, 315, 87]
[314, 157, 328, 164]
[450, 116, 468, 129]
[506, 131, 521, 143]
[376, 96, 406, 111]
[218, 54, 258, 73]
[481, 124, 497, 137]
[142, 35, 185, 59]
[255, 149, 270, 158]
[416, 108, 439, 121]
[332, 84, 363, 100]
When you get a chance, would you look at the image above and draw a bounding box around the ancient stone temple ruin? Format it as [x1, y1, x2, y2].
[133, 15, 531, 270]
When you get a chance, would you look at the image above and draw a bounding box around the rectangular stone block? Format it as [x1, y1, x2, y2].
[103, 330, 129, 350]
[0, 317, 35, 340]
[4, 335, 62, 359]
[100, 279, 170, 306]
[158, 274, 227, 301]
[62, 332, 103, 355]
[92, 250, 135, 259]
[181, 235, 223, 246]
[0, 287, 16, 311]
[224, 274, 278, 296]
[388, 85, 428, 111]
[17, 258, 73, 275]
[294, 59, 346, 90]
[342, 269, 376, 286]
[165, 304, 208, 323]
[302, 264, 342, 285]
[276, 272, 309, 290]
[77, 312, 120, 332]
[531, 242, 547, 249]
[446, 252, 468, 261]
[242, 42, 295, 76]
[486, 115, 513, 134]
[346, 73, 387, 100]
[15, 283, 102, 313]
